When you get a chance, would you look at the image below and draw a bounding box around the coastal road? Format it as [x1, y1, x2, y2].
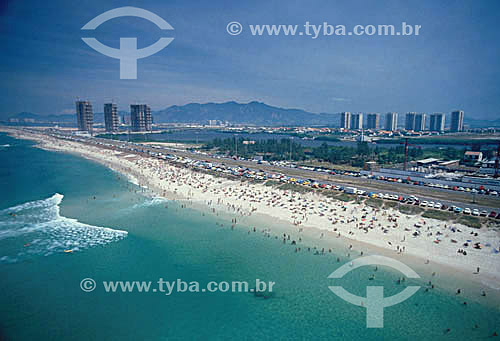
[87, 135, 500, 212]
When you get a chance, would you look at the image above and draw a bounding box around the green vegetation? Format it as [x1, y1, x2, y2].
[202, 137, 470, 167]
[377, 137, 499, 146]
[398, 205, 424, 215]
[365, 198, 383, 208]
[422, 209, 455, 221]
[383, 201, 399, 209]
[203, 138, 306, 161]
[264, 180, 280, 187]
[335, 193, 355, 202]
[277, 183, 314, 193]
[456, 216, 482, 229]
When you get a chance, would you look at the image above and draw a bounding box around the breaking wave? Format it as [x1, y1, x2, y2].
[131, 197, 168, 209]
[0, 194, 127, 263]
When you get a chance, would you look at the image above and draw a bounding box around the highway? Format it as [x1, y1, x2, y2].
[81, 134, 500, 213]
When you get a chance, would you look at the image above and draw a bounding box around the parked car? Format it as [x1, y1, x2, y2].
[489, 211, 497, 218]
[464, 208, 472, 215]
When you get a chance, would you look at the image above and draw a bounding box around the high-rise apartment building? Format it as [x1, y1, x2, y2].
[340, 112, 351, 129]
[76, 100, 93, 133]
[450, 110, 464, 132]
[429, 113, 445, 132]
[104, 103, 120, 132]
[366, 113, 380, 130]
[130, 104, 152, 132]
[350, 113, 363, 130]
[414, 113, 426, 131]
[405, 112, 426, 131]
[385, 112, 398, 131]
[405, 112, 416, 131]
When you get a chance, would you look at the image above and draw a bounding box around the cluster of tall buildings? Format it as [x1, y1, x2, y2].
[340, 110, 464, 132]
[341, 112, 399, 131]
[340, 112, 364, 130]
[75, 101, 152, 133]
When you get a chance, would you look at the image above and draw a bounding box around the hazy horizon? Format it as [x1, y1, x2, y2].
[1, 0, 499, 120]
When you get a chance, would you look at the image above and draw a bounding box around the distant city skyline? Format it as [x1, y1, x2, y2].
[1, 1, 500, 120]
[76, 98, 471, 131]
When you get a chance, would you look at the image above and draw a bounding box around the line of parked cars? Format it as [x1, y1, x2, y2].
[196, 151, 500, 197]
[49, 131, 500, 220]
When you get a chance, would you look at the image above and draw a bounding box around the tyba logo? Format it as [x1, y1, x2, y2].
[328, 255, 420, 328]
[81, 7, 174, 79]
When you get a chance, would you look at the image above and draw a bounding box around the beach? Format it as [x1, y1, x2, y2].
[2, 127, 500, 340]
[3, 127, 500, 295]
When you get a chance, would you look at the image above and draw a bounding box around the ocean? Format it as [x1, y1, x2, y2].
[0, 132, 499, 340]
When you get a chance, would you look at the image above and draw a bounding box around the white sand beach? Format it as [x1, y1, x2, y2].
[4, 128, 500, 295]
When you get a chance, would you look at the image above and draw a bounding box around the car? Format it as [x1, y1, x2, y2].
[480, 210, 487, 217]
[420, 201, 428, 207]
[489, 211, 497, 218]
[454, 206, 462, 213]
[463, 208, 472, 215]
[472, 209, 480, 216]
[434, 202, 442, 209]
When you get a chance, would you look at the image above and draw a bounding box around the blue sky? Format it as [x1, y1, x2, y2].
[1, 0, 499, 119]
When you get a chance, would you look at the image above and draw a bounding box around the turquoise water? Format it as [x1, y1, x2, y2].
[0, 132, 499, 340]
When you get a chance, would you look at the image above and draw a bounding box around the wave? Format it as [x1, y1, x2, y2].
[0, 194, 127, 263]
[125, 174, 139, 186]
[131, 197, 168, 209]
[0, 144, 10, 148]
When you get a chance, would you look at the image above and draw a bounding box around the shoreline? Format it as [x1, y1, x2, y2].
[2, 127, 500, 304]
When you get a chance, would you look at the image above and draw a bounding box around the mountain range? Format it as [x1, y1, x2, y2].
[4, 102, 500, 128]
[154, 101, 337, 126]
[6, 102, 338, 126]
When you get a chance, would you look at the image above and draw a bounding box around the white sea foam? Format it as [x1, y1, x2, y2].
[0, 194, 127, 263]
[126, 174, 140, 186]
[0, 144, 10, 148]
[131, 196, 168, 209]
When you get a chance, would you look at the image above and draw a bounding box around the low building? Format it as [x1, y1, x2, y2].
[464, 151, 483, 163]
[364, 161, 378, 171]
[438, 160, 460, 167]
[416, 158, 441, 167]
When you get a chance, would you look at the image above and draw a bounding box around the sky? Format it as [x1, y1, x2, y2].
[1, 0, 499, 119]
